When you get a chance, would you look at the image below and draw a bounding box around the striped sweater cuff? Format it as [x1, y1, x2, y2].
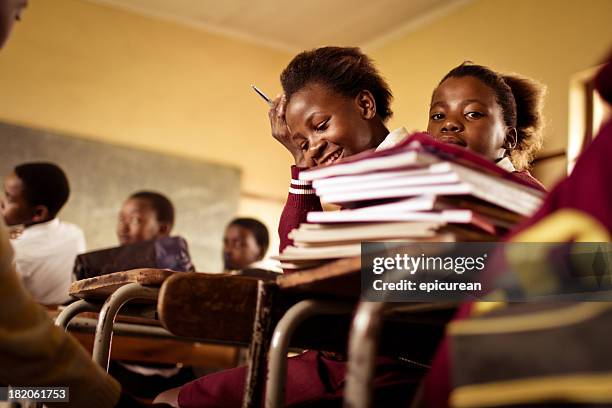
[289, 166, 315, 195]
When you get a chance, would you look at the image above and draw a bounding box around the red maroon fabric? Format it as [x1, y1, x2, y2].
[278, 166, 322, 253]
[422, 58, 612, 408]
[177, 350, 421, 408]
[511, 170, 546, 192]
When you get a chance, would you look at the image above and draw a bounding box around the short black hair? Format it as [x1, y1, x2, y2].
[14, 162, 70, 219]
[229, 217, 269, 258]
[281, 46, 393, 121]
[129, 191, 175, 228]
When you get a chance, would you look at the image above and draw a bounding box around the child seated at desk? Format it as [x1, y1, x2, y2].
[223, 217, 270, 272]
[111, 191, 196, 401]
[164, 48, 546, 408]
[419, 53, 612, 408]
[1, 162, 86, 306]
[117, 191, 174, 246]
[426, 62, 546, 191]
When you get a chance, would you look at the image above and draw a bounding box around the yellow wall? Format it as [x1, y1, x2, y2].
[0, 0, 293, 199]
[370, 0, 612, 187]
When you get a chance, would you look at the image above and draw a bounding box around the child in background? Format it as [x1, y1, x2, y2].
[111, 191, 196, 402]
[223, 217, 270, 271]
[117, 190, 175, 245]
[1, 162, 86, 305]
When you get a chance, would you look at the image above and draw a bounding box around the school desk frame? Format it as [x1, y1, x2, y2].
[55, 282, 162, 369]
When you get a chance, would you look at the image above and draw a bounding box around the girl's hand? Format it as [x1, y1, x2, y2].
[269, 94, 306, 167]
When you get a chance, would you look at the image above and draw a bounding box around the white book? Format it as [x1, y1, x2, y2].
[313, 172, 461, 195]
[307, 209, 474, 224]
[311, 163, 452, 190]
[318, 163, 544, 216]
[299, 151, 440, 182]
[309, 196, 438, 218]
[289, 221, 442, 244]
[274, 243, 362, 261]
[275, 233, 458, 262]
[320, 183, 473, 204]
[444, 163, 544, 216]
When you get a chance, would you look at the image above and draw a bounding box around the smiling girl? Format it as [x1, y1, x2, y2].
[162, 47, 422, 408]
[272, 46, 409, 251]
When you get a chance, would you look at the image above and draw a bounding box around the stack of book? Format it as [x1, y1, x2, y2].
[274, 133, 545, 269]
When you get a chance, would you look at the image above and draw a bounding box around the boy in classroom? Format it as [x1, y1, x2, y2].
[117, 191, 175, 246]
[1, 162, 86, 305]
[111, 191, 196, 402]
[223, 217, 270, 271]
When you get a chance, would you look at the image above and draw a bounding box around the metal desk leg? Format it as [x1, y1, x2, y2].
[343, 301, 387, 408]
[243, 281, 278, 408]
[55, 299, 100, 329]
[92, 283, 159, 371]
[265, 300, 354, 408]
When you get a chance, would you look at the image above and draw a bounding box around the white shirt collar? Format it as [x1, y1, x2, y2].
[496, 156, 516, 172]
[17, 218, 60, 240]
[375, 127, 409, 151]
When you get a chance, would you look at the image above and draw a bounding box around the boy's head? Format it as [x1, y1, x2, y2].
[223, 217, 269, 271]
[117, 191, 174, 245]
[1, 162, 70, 226]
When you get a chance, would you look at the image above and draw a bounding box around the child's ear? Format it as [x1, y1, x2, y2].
[31, 205, 50, 223]
[504, 128, 518, 151]
[159, 223, 172, 236]
[355, 90, 377, 120]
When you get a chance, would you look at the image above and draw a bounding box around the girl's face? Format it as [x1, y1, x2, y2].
[285, 83, 380, 167]
[427, 76, 510, 161]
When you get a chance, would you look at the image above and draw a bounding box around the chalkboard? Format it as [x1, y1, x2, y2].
[0, 121, 241, 272]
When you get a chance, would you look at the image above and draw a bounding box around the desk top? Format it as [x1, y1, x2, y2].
[69, 268, 179, 298]
[276, 256, 361, 298]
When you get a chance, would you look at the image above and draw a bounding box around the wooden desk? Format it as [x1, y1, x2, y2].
[50, 309, 238, 368]
[58, 269, 278, 372]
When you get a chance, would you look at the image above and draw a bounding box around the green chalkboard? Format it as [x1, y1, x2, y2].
[0, 121, 241, 272]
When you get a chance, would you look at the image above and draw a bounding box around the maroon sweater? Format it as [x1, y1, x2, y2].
[278, 166, 322, 253]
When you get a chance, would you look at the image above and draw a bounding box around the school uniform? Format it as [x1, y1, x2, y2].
[11, 218, 86, 305]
